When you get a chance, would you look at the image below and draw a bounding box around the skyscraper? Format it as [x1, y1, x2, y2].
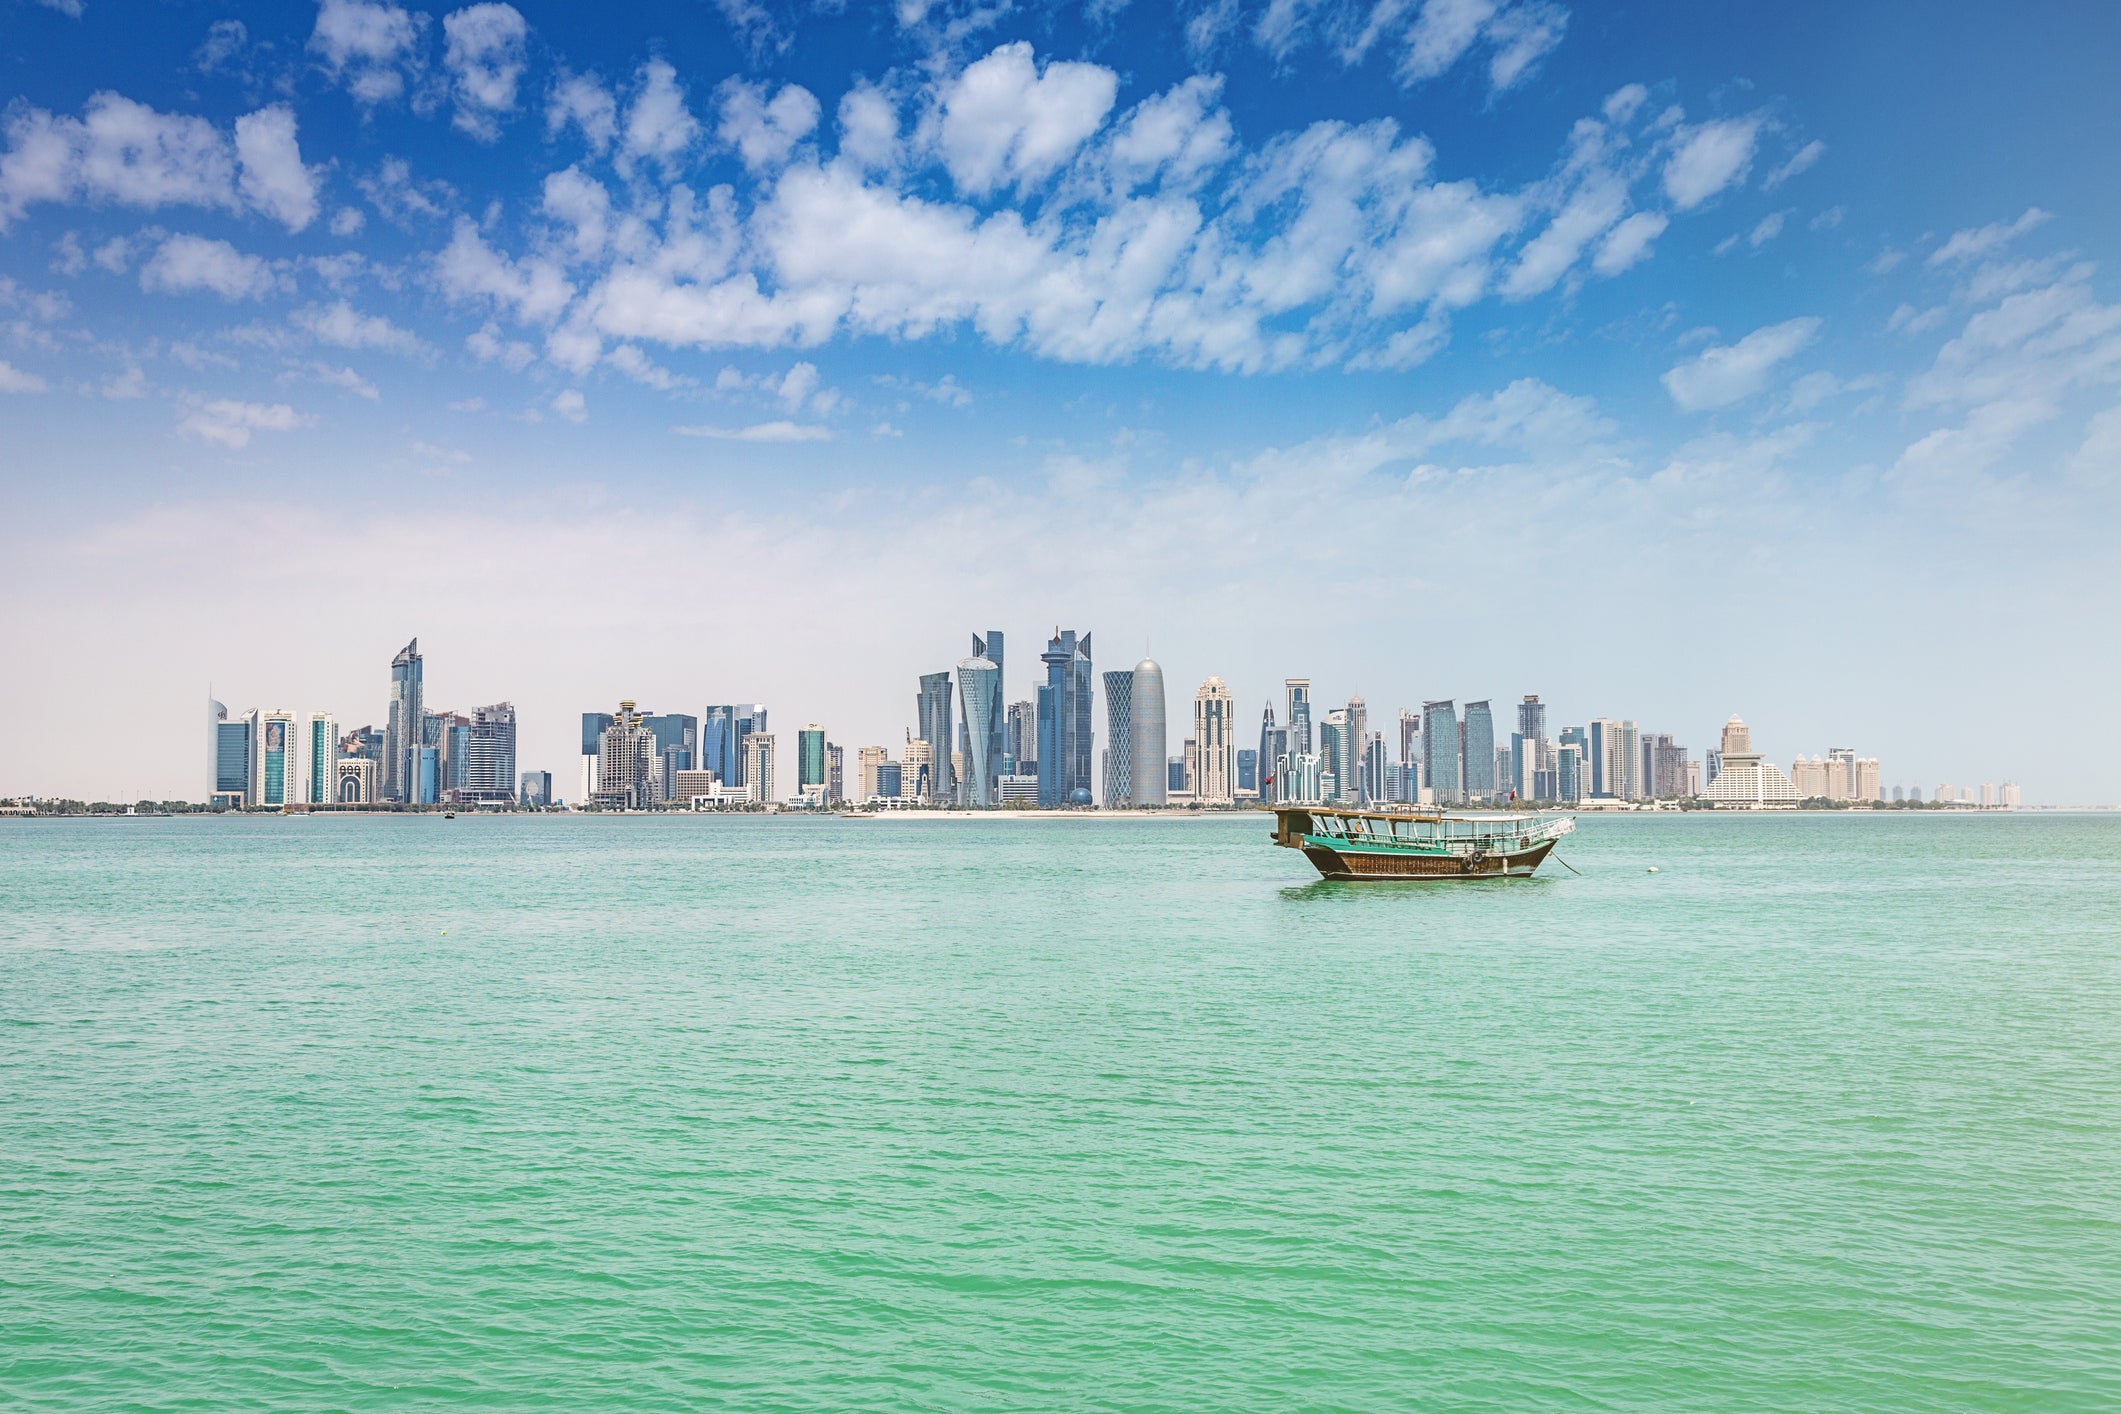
[745, 734, 777, 804]
[917, 671, 955, 804]
[1462, 700, 1495, 803]
[797, 725, 828, 799]
[1588, 718, 1619, 799]
[1345, 696, 1369, 802]
[1285, 679, 1312, 757]
[1319, 709, 1351, 803]
[642, 713, 697, 801]
[1363, 732, 1386, 803]
[1005, 700, 1036, 776]
[1422, 700, 1460, 804]
[1237, 748, 1258, 796]
[581, 710, 613, 806]
[702, 705, 767, 786]
[594, 702, 657, 809]
[518, 771, 552, 807]
[385, 638, 422, 803]
[1192, 677, 1237, 805]
[305, 711, 338, 805]
[1102, 668, 1133, 807]
[252, 710, 294, 807]
[1131, 657, 1166, 807]
[1257, 703, 1287, 805]
[957, 655, 999, 806]
[461, 703, 517, 804]
[1037, 629, 1094, 807]
[973, 631, 1005, 790]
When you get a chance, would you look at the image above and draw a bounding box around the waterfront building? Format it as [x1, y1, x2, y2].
[1283, 752, 1322, 804]
[1362, 733, 1385, 804]
[1496, 746, 1512, 802]
[1136, 657, 1170, 801]
[1005, 700, 1036, 777]
[957, 658, 1000, 806]
[1935, 782, 1953, 805]
[1345, 697, 1370, 801]
[1854, 758, 1880, 801]
[212, 704, 253, 807]
[1285, 679, 1313, 757]
[1257, 705, 1287, 805]
[1037, 629, 1094, 807]
[902, 737, 934, 802]
[702, 705, 767, 788]
[1588, 718, 1621, 799]
[1556, 741, 1584, 803]
[672, 769, 719, 801]
[1191, 678, 1237, 806]
[1980, 781, 1997, 808]
[1237, 748, 1259, 797]
[1705, 748, 1722, 786]
[415, 745, 439, 805]
[335, 757, 377, 804]
[1168, 756, 1186, 793]
[580, 712, 613, 807]
[642, 714, 697, 801]
[2000, 782, 2022, 808]
[250, 710, 295, 808]
[385, 639, 423, 803]
[1102, 668, 1134, 807]
[463, 703, 517, 804]
[1422, 700, 1460, 805]
[973, 632, 1006, 790]
[519, 770, 552, 807]
[745, 733, 777, 804]
[1319, 710, 1351, 804]
[1701, 715, 1799, 808]
[797, 725, 829, 800]
[997, 774, 1038, 803]
[594, 702, 658, 809]
[1642, 732, 1690, 799]
[827, 743, 844, 805]
[857, 746, 889, 802]
[305, 712, 338, 805]
[1461, 701, 1495, 802]
[1791, 755, 1830, 798]
[875, 761, 904, 799]
[917, 671, 956, 804]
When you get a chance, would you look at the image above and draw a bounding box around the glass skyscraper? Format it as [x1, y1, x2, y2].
[1101, 668, 1133, 807]
[385, 638, 422, 803]
[797, 725, 829, 797]
[464, 703, 517, 803]
[917, 672, 955, 803]
[1462, 700, 1495, 802]
[956, 659, 999, 806]
[1037, 629, 1094, 807]
[1130, 658, 1165, 807]
[1422, 700, 1460, 804]
[973, 632, 1005, 792]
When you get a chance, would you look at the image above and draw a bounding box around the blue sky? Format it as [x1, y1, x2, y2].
[3, 0, 2118, 801]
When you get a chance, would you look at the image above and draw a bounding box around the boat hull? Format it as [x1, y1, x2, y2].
[1298, 836, 1556, 881]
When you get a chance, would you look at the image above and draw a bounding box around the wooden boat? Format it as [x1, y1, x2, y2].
[1270, 804, 1574, 880]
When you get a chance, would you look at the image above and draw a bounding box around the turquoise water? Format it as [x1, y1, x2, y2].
[4, 812, 2119, 1410]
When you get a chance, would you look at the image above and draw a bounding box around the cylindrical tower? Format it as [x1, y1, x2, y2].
[1131, 657, 1167, 806]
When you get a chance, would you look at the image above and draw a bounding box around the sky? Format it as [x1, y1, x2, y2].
[2, 0, 2118, 804]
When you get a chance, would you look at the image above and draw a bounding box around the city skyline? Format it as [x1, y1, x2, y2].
[4, 2, 2118, 802]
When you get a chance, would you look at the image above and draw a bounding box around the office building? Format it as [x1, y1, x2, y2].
[305, 712, 338, 805]
[519, 770, 552, 807]
[1999, 782, 2021, 808]
[1556, 741, 1584, 803]
[1701, 715, 1799, 808]
[1285, 679, 1312, 757]
[209, 702, 251, 807]
[1282, 752, 1322, 804]
[917, 671, 956, 804]
[1642, 732, 1690, 800]
[1462, 700, 1495, 803]
[957, 657, 999, 806]
[827, 743, 844, 805]
[1319, 709, 1351, 803]
[1101, 668, 1134, 807]
[594, 702, 658, 809]
[857, 746, 889, 801]
[385, 638, 422, 803]
[462, 702, 517, 804]
[902, 737, 934, 802]
[251, 710, 295, 808]
[1422, 700, 1460, 805]
[797, 725, 829, 802]
[1362, 733, 1385, 803]
[1345, 697, 1369, 801]
[334, 757, 376, 804]
[580, 711, 613, 807]
[1257, 704, 1288, 805]
[1168, 756, 1187, 794]
[875, 762, 903, 799]
[1237, 748, 1258, 797]
[1037, 629, 1094, 807]
[1191, 677, 1238, 805]
[1514, 696, 1550, 801]
[640, 714, 697, 802]
[973, 632, 1006, 790]
[997, 773, 1038, 803]
[744, 733, 777, 804]
[703, 705, 767, 787]
[1005, 699, 1036, 776]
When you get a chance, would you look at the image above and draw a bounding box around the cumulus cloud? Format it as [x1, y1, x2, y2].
[1661, 316, 1821, 411]
[1591, 210, 1665, 276]
[835, 84, 899, 171]
[0, 93, 319, 231]
[540, 166, 612, 263]
[1500, 176, 1625, 299]
[442, 3, 529, 141]
[1662, 116, 1761, 209]
[1928, 208, 2050, 266]
[0, 360, 48, 393]
[292, 299, 427, 354]
[936, 42, 1118, 196]
[310, 0, 426, 104]
[716, 80, 821, 174]
[1101, 75, 1234, 195]
[621, 60, 700, 176]
[674, 419, 834, 442]
[547, 70, 618, 153]
[140, 233, 280, 299]
[434, 217, 574, 322]
[550, 388, 586, 422]
[178, 398, 309, 448]
[234, 106, 321, 232]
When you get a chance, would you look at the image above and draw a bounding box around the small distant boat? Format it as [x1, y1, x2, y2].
[1270, 804, 1575, 880]
[444, 812, 455, 819]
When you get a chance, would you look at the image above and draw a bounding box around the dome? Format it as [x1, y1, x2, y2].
[1134, 657, 1162, 677]
[1068, 787, 1093, 806]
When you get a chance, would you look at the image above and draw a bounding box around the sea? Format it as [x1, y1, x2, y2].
[4, 811, 2118, 1411]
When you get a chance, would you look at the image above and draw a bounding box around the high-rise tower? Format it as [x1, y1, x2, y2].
[1102, 668, 1134, 807]
[956, 657, 999, 806]
[385, 638, 422, 802]
[1131, 657, 1166, 807]
[1037, 629, 1094, 807]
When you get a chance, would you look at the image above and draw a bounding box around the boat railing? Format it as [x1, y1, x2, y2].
[1289, 807, 1573, 854]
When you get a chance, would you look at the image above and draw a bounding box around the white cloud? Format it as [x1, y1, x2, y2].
[331, 206, 366, 236]
[1662, 116, 1761, 210]
[139, 233, 280, 299]
[309, 0, 425, 105]
[309, 363, 380, 398]
[836, 84, 900, 171]
[540, 166, 611, 264]
[1661, 316, 1821, 411]
[434, 216, 574, 322]
[547, 70, 618, 154]
[716, 80, 821, 174]
[234, 106, 321, 232]
[603, 343, 692, 391]
[442, 3, 529, 141]
[0, 92, 234, 229]
[292, 299, 426, 354]
[1591, 210, 1665, 276]
[178, 398, 308, 448]
[1761, 139, 1824, 190]
[35, 0, 86, 16]
[0, 360, 47, 393]
[1500, 176, 1625, 299]
[550, 388, 586, 422]
[936, 42, 1118, 196]
[467, 321, 536, 370]
[1747, 210, 1786, 248]
[1102, 75, 1234, 195]
[357, 155, 453, 223]
[1929, 208, 2050, 266]
[621, 60, 700, 176]
[674, 419, 833, 442]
